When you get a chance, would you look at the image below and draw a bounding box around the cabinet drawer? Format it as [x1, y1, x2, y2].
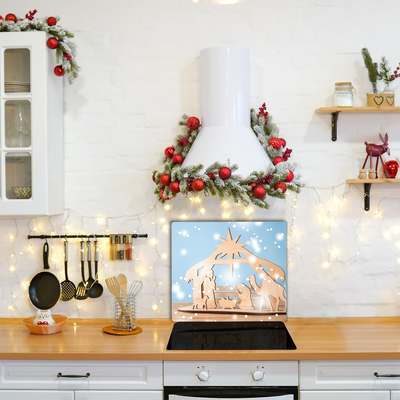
[0, 360, 162, 390]
[76, 390, 163, 400]
[300, 361, 400, 390]
[0, 391, 74, 400]
[300, 391, 389, 400]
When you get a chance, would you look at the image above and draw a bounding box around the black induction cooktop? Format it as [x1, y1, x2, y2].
[166, 321, 296, 351]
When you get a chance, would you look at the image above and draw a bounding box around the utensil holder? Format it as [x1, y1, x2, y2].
[113, 293, 136, 331]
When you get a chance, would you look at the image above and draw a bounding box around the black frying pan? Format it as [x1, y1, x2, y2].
[28, 242, 61, 310]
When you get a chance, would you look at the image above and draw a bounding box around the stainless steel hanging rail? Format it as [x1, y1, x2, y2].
[27, 234, 148, 239]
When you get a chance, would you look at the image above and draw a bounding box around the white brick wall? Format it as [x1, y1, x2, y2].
[2, 0, 400, 319]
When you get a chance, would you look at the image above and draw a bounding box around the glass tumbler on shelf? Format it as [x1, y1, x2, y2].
[333, 82, 355, 107]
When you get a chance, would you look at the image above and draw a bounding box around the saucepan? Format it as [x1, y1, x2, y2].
[28, 242, 61, 310]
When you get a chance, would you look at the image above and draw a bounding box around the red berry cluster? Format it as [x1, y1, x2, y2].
[391, 64, 400, 81]
[24, 9, 37, 20]
[178, 138, 189, 146]
[187, 177, 194, 192]
[256, 174, 274, 185]
[282, 148, 292, 161]
[207, 173, 215, 180]
[258, 102, 269, 125]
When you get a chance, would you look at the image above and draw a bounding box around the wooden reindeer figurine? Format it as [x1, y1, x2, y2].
[362, 133, 390, 179]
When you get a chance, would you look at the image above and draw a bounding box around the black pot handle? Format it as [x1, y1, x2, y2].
[43, 242, 50, 270]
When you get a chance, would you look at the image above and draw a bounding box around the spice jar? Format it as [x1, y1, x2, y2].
[125, 235, 133, 260]
[333, 82, 355, 107]
[117, 234, 125, 260]
[109, 234, 117, 261]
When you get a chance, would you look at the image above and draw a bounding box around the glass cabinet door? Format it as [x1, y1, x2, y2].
[5, 153, 32, 199]
[4, 48, 30, 93]
[5, 100, 31, 148]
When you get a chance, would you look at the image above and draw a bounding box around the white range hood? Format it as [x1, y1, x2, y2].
[181, 46, 272, 177]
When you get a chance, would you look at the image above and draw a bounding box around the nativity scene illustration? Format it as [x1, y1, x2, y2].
[171, 221, 287, 322]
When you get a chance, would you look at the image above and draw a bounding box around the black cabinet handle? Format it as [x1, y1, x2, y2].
[57, 372, 90, 378]
[374, 372, 400, 378]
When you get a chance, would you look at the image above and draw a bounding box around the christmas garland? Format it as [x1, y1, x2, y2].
[0, 11, 78, 84]
[152, 103, 304, 209]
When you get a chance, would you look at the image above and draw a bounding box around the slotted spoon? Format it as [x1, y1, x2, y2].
[60, 241, 76, 301]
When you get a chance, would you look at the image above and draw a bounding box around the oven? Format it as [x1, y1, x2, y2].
[165, 322, 298, 400]
[164, 360, 298, 400]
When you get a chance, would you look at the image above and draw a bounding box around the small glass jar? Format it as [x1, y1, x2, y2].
[125, 235, 133, 261]
[333, 82, 355, 107]
[109, 234, 117, 261]
[117, 234, 125, 260]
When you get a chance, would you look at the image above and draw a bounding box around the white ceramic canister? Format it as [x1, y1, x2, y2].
[333, 82, 355, 107]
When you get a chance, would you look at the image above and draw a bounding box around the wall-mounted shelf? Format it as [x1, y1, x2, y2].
[347, 178, 400, 211]
[315, 107, 400, 141]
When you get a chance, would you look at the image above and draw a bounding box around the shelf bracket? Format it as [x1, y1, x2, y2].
[331, 111, 341, 141]
[364, 183, 372, 211]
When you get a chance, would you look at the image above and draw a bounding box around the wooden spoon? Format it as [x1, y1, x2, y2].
[117, 274, 128, 302]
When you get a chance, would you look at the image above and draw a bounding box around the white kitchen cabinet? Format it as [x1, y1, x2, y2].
[76, 391, 163, 400]
[0, 391, 73, 400]
[299, 360, 400, 400]
[0, 31, 63, 216]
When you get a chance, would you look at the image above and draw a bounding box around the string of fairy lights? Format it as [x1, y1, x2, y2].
[4, 181, 400, 317]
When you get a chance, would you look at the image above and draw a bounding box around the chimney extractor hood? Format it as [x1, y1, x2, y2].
[181, 47, 272, 177]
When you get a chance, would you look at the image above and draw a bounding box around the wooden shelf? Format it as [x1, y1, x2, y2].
[347, 178, 400, 211]
[315, 107, 400, 141]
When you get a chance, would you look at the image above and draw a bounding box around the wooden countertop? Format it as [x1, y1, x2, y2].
[1, 317, 400, 361]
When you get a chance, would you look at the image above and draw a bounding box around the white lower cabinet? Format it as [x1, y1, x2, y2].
[76, 391, 163, 400]
[300, 361, 400, 400]
[0, 391, 73, 400]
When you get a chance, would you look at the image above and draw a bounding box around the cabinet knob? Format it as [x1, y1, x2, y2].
[252, 370, 264, 381]
[197, 370, 211, 381]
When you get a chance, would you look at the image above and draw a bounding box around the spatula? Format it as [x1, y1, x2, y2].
[105, 276, 130, 327]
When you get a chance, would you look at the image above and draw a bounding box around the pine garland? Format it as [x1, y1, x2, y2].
[0, 11, 79, 84]
[153, 104, 304, 210]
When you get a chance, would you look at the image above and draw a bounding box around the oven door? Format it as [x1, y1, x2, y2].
[164, 387, 298, 400]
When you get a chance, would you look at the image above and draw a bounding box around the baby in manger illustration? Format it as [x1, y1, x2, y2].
[183, 228, 287, 314]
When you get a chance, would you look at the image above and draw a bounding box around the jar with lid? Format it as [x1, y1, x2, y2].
[117, 234, 125, 260]
[109, 234, 117, 261]
[125, 235, 133, 260]
[333, 82, 355, 107]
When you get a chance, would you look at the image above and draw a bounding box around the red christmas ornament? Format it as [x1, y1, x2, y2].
[385, 160, 399, 178]
[172, 154, 184, 164]
[159, 174, 171, 186]
[249, 182, 256, 189]
[268, 137, 282, 150]
[187, 116, 200, 131]
[169, 181, 181, 194]
[192, 179, 205, 192]
[5, 13, 17, 23]
[47, 16, 57, 26]
[273, 156, 283, 165]
[63, 52, 72, 61]
[285, 170, 294, 182]
[280, 138, 286, 148]
[54, 65, 64, 77]
[159, 189, 171, 201]
[219, 167, 232, 180]
[274, 182, 287, 194]
[164, 146, 175, 158]
[0, 16, 3, 21]
[46, 37, 59, 49]
[253, 186, 267, 199]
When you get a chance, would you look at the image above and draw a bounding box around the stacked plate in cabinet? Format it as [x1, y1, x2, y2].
[5, 81, 30, 93]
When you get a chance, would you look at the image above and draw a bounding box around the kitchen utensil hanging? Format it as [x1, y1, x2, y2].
[28, 242, 61, 310]
[88, 239, 103, 298]
[60, 240, 76, 301]
[75, 240, 88, 300]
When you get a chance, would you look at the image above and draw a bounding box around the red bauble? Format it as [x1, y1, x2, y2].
[47, 16, 57, 26]
[285, 170, 294, 182]
[385, 160, 399, 178]
[159, 189, 171, 201]
[274, 182, 287, 194]
[47, 37, 59, 49]
[253, 186, 267, 199]
[172, 154, 184, 164]
[169, 181, 181, 194]
[280, 138, 286, 148]
[164, 146, 175, 158]
[273, 156, 283, 165]
[187, 116, 200, 131]
[5, 13, 17, 23]
[152, 174, 158, 184]
[249, 182, 256, 189]
[63, 52, 72, 61]
[54, 65, 64, 77]
[192, 179, 205, 192]
[0, 16, 4, 21]
[268, 137, 282, 150]
[219, 167, 232, 180]
[159, 174, 171, 186]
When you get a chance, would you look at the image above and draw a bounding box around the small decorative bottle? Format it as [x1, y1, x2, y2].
[125, 235, 133, 260]
[109, 234, 117, 261]
[117, 234, 125, 260]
